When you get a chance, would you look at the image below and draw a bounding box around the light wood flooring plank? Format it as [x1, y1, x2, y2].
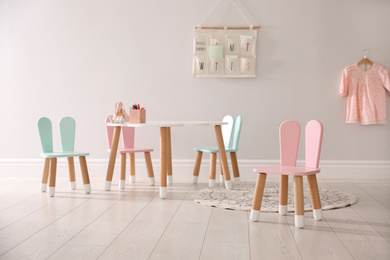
[97, 193, 188, 259]
[66, 190, 157, 246]
[0, 178, 68, 212]
[200, 242, 250, 260]
[48, 245, 106, 260]
[0, 175, 32, 197]
[286, 213, 354, 260]
[325, 181, 390, 243]
[149, 222, 208, 260]
[323, 206, 386, 241]
[354, 182, 390, 210]
[204, 208, 248, 243]
[0, 223, 85, 259]
[0, 193, 54, 229]
[341, 240, 390, 260]
[184, 182, 210, 200]
[171, 200, 212, 223]
[0, 194, 89, 255]
[249, 212, 302, 259]
[323, 205, 390, 259]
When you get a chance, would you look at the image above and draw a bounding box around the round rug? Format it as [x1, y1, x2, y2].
[191, 183, 358, 212]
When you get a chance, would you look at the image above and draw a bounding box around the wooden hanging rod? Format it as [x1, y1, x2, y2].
[195, 26, 260, 30]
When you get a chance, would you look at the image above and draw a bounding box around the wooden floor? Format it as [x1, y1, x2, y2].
[0, 165, 389, 260]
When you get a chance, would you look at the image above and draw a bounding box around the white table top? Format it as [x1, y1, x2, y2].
[107, 121, 227, 128]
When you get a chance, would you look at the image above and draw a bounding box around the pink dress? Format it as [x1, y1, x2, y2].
[339, 63, 390, 125]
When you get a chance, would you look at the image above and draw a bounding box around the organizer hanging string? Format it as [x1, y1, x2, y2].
[197, 0, 255, 29]
[229, 0, 254, 29]
[197, 0, 224, 29]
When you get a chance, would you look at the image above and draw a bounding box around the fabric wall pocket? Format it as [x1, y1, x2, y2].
[194, 38, 208, 56]
[195, 57, 209, 76]
[225, 56, 239, 75]
[209, 45, 224, 59]
[240, 36, 255, 57]
[209, 38, 224, 48]
[210, 59, 224, 75]
[192, 0, 259, 78]
[192, 29, 258, 78]
[240, 58, 256, 76]
[225, 38, 240, 55]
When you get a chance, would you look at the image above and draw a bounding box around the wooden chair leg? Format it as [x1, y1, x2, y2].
[307, 174, 322, 220]
[129, 153, 136, 183]
[48, 158, 57, 197]
[144, 152, 155, 186]
[41, 158, 50, 192]
[230, 152, 240, 183]
[106, 126, 121, 191]
[119, 153, 126, 189]
[219, 160, 224, 186]
[159, 127, 167, 198]
[214, 125, 232, 189]
[209, 153, 217, 187]
[279, 175, 289, 215]
[166, 127, 173, 185]
[67, 157, 76, 190]
[250, 173, 267, 222]
[293, 176, 304, 228]
[79, 156, 91, 194]
[192, 151, 203, 184]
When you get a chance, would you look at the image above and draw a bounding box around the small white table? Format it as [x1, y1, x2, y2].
[106, 121, 232, 198]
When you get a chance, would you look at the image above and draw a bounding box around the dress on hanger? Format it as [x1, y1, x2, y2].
[339, 63, 390, 125]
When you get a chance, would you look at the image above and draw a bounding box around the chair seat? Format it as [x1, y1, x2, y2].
[40, 151, 89, 158]
[253, 165, 320, 176]
[193, 147, 238, 153]
[107, 148, 153, 153]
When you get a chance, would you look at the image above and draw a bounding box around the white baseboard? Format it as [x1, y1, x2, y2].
[2, 158, 388, 166]
[1, 158, 389, 180]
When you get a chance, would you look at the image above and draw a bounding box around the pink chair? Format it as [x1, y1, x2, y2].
[106, 116, 155, 189]
[250, 120, 323, 228]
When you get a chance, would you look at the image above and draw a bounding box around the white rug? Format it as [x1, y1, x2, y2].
[192, 183, 358, 212]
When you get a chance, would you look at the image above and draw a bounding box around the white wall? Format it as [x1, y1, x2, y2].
[1, 0, 389, 164]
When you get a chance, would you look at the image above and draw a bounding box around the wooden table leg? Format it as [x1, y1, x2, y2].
[160, 127, 167, 198]
[105, 126, 121, 191]
[166, 127, 173, 185]
[214, 125, 233, 190]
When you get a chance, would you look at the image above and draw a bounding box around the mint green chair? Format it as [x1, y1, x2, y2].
[37, 117, 91, 197]
[192, 115, 242, 188]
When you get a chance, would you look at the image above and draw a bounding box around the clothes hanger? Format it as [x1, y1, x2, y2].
[357, 49, 373, 66]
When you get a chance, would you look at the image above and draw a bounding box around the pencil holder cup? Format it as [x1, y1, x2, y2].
[129, 110, 146, 123]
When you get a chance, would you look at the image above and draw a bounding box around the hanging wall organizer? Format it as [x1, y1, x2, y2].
[192, 0, 260, 78]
